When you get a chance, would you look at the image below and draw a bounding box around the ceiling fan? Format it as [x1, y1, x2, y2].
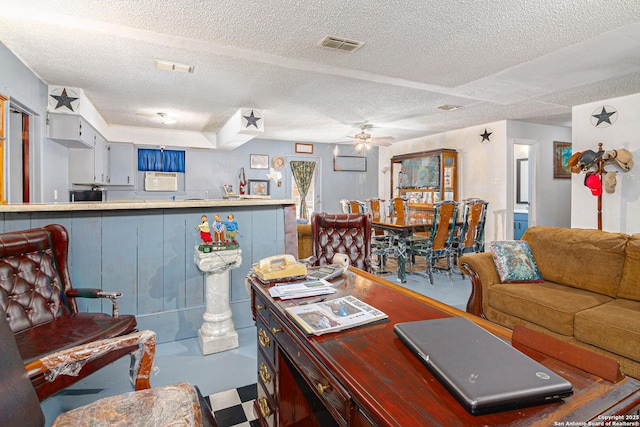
[345, 125, 394, 152]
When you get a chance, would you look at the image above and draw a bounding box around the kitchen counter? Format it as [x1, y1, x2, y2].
[0, 198, 296, 212]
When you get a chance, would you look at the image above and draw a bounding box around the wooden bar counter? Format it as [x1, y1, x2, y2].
[0, 198, 297, 344]
[250, 268, 640, 426]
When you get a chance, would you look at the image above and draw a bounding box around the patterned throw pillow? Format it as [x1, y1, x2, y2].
[490, 241, 543, 283]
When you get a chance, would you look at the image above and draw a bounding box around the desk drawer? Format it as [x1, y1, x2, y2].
[257, 349, 276, 398]
[254, 292, 271, 324]
[257, 316, 276, 365]
[272, 315, 350, 426]
[255, 384, 276, 427]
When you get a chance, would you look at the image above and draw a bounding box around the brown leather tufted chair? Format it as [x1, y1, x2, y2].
[310, 212, 373, 272]
[0, 224, 140, 400]
[0, 306, 217, 427]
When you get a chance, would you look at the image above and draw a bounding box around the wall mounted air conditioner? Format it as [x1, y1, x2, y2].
[145, 172, 178, 191]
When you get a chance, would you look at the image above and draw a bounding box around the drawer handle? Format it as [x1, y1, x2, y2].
[256, 304, 266, 310]
[259, 396, 272, 418]
[259, 362, 271, 384]
[316, 383, 331, 395]
[271, 327, 282, 335]
[258, 329, 271, 348]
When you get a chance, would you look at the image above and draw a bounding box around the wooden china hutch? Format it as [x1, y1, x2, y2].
[390, 149, 458, 218]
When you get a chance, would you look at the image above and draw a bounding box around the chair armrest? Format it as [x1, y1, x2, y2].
[25, 330, 156, 391]
[458, 252, 500, 317]
[65, 288, 123, 317]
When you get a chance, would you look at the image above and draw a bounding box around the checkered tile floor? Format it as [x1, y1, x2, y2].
[207, 383, 259, 427]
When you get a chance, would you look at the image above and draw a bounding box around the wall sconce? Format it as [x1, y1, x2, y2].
[381, 166, 390, 174]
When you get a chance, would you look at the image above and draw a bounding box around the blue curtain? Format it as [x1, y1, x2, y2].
[138, 149, 185, 172]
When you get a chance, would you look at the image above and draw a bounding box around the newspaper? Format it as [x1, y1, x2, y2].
[285, 295, 388, 335]
[268, 279, 337, 300]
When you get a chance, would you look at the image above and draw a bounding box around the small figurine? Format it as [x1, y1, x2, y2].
[224, 214, 239, 243]
[195, 215, 213, 245]
[211, 214, 226, 245]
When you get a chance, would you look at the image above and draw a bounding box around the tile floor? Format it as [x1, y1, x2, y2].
[207, 383, 259, 427]
[41, 268, 471, 426]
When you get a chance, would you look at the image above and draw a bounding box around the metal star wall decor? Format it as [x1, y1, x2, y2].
[480, 128, 493, 143]
[590, 106, 617, 128]
[243, 110, 262, 129]
[49, 87, 80, 112]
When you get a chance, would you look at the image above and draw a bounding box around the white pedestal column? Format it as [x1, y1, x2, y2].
[194, 247, 242, 355]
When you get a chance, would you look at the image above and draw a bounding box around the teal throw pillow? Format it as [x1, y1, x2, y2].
[490, 240, 543, 283]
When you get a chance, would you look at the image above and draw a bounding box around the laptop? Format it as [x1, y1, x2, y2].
[393, 316, 573, 414]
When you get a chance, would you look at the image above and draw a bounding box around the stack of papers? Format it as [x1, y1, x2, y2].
[268, 279, 336, 300]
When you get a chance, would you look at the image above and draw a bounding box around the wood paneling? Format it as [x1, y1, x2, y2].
[0, 204, 290, 343]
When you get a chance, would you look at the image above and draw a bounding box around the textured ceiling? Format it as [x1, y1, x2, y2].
[1, 0, 640, 145]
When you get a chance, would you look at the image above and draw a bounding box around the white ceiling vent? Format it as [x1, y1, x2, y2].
[154, 59, 194, 73]
[318, 36, 364, 52]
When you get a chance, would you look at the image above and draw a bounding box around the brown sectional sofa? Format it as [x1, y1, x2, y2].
[459, 226, 640, 379]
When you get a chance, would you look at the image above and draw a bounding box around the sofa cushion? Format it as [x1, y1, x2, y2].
[488, 281, 612, 336]
[523, 226, 627, 297]
[618, 234, 640, 301]
[575, 299, 640, 363]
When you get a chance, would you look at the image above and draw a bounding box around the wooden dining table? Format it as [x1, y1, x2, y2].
[372, 217, 432, 283]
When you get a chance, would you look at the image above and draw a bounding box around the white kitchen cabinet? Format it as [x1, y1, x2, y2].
[107, 142, 135, 185]
[47, 112, 95, 149]
[68, 130, 108, 185]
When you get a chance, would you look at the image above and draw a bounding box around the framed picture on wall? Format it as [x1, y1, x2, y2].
[295, 143, 314, 154]
[248, 179, 270, 196]
[553, 141, 572, 179]
[250, 154, 269, 169]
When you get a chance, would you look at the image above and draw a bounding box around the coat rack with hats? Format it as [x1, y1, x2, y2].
[567, 143, 634, 230]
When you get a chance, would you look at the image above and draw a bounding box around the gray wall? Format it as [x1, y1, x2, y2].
[106, 139, 379, 214]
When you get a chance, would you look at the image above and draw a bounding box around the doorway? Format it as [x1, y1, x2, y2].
[510, 139, 537, 239]
[288, 156, 321, 219]
[8, 105, 31, 203]
[0, 94, 6, 203]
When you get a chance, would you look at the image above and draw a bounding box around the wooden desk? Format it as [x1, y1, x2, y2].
[250, 269, 640, 426]
[372, 218, 430, 283]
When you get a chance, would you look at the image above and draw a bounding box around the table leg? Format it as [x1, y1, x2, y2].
[397, 237, 407, 283]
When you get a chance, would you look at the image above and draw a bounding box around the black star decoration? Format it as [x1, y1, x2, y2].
[243, 110, 261, 129]
[480, 128, 492, 143]
[591, 107, 617, 127]
[50, 88, 79, 112]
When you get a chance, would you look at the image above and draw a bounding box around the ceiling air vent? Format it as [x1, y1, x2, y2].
[318, 36, 364, 52]
[154, 59, 194, 73]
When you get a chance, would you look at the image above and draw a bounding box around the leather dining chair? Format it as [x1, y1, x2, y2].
[310, 212, 373, 272]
